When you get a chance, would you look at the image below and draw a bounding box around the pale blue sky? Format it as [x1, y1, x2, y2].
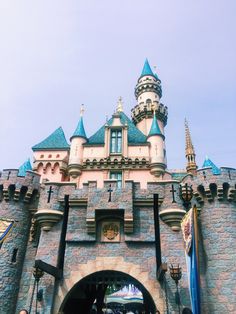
[0, 0, 235, 170]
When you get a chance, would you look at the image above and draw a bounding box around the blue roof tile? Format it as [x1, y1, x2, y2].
[202, 156, 221, 175]
[141, 59, 154, 77]
[18, 159, 32, 177]
[148, 115, 164, 138]
[71, 117, 87, 140]
[32, 127, 70, 151]
[88, 112, 147, 145]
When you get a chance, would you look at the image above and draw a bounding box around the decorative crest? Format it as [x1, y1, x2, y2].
[181, 208, 193, 254]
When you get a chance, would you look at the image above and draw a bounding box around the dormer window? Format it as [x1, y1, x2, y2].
[110, 129, 122, 153]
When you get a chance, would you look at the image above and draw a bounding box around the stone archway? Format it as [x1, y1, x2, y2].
[60, 270, 156, 314]
[54, 257, 164, 314]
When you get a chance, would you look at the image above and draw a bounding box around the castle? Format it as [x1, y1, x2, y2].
[0, 59, 235, 314]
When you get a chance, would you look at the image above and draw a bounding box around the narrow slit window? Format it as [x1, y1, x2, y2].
[11, 248, 18, 263]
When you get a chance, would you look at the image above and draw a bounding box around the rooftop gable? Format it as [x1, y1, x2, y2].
[88, 112, 147, 145]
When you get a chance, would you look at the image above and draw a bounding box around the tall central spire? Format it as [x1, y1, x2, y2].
[185, 119, 197, 174]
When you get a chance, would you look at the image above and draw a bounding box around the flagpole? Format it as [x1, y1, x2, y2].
[193, 205, 199, 273]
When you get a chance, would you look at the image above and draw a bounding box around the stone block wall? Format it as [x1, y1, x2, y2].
[1, 166, 235, 313]
[0, 169, 40, 314]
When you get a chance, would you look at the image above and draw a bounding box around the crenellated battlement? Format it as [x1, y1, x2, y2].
[131, 101, 168, 126]
[0, 169, 40, 203]
[181, 167, 236, 205]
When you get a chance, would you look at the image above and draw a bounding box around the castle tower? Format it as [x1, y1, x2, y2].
[185, 119, 197, 174]
[68, 105, 87, 179]
[147, 113, 167, 176]
[131, 59, 168, 136]
[0, 169, 40, 314]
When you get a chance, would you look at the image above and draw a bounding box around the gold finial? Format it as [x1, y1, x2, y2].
[116, 97, 123, 113]
[185, 119, 197, 174]
[80, 104, 85, 117]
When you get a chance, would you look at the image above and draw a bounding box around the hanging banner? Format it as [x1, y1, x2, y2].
[0, 219, 14, 244]
[181, 206, 201, 314]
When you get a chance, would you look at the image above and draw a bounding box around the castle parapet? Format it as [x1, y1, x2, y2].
[0, 169, 40, 204]
[181, 167, 236, 205]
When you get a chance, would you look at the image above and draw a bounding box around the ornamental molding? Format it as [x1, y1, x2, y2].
[82, 157, 150, 170]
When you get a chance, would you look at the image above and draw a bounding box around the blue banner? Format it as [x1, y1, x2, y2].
[181, 207, 201, 314]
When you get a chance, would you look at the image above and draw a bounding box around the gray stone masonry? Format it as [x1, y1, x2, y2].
[0, 166, 235, 313]
[0, 169, 40, 314]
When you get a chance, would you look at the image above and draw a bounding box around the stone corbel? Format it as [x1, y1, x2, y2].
[124, 216, 133, 233]
[159, 207, 186, 232]
[34, 209, 63, 231]
[86, 217, 96, 234]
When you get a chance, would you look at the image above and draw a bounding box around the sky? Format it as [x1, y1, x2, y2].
[0, 0, 235, 170]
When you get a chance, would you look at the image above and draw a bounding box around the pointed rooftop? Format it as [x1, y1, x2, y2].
[140, 59, 154, 77]
[71, 104, 87, 140]
[71, 117, 87, 140]
[148, 114, 164, 138]
[88, 112, 147, 145]
[202, 156, 221, 175]
[185, 119, 195, 155]
[18, 159, 32, 177]
[32, 127, 70, 151]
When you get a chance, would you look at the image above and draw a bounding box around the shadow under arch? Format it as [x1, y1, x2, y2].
[60, 270, 157, 314]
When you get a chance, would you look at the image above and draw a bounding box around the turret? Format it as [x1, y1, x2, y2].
[68, 105, 87, 179]
[147, 113, 166, 177]
[0, 168, 40, 314]
[131, 59, 168, 136]
[185, 119, 197, 174]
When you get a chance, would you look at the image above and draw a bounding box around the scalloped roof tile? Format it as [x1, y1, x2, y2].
[18, 159, 32, 177]
[71, 117, 87, 140]
[202, 156, 221, 175]
[141, 59, 154, 77]
[88, 112, 147, 145]
[148, 115, 163, 138]
[32, 127, 70, 151]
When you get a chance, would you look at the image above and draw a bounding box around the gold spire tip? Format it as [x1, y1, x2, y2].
[80, 104, 85, 117]
[116, 97, 123, 113]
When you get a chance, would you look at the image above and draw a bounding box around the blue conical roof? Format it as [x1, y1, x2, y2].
[140, 59, 154, 77]
[18, 159, 32, 177]
[71, 117, 87, 140]
[202, 156, 221, 175]
[148, 115, 164, 138]
[32, 127, 70, 151]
